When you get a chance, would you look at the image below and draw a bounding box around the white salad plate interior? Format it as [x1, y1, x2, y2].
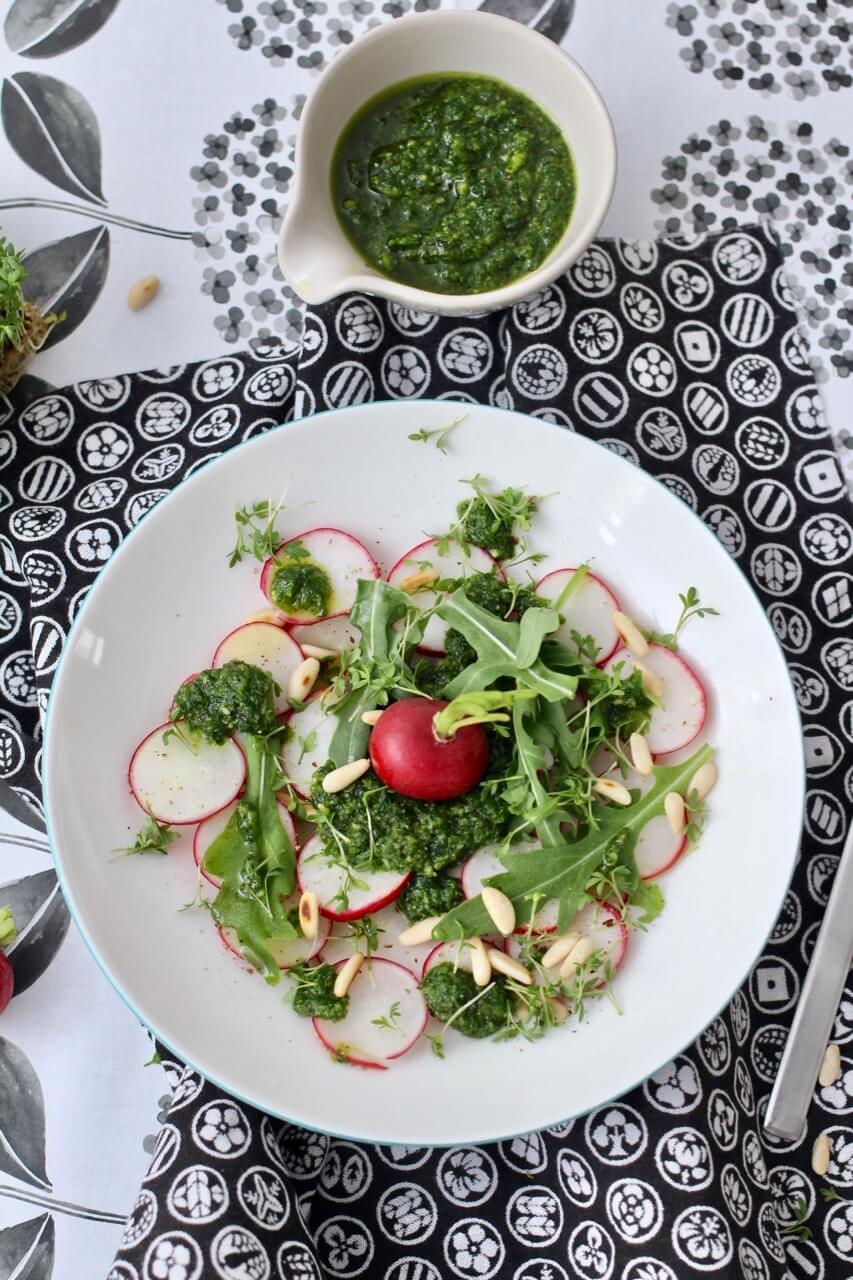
[45, 402, 803, 1146]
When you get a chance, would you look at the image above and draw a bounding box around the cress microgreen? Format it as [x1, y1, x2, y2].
[228, 488, 290, 566]
[407, 415, 464, 453]
[114, 812, 179, 857]
[644, 586, 719, 650]
[371, 1000, 403, 1033]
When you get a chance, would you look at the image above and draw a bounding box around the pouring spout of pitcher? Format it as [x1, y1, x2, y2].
[278, 199, 365, 305]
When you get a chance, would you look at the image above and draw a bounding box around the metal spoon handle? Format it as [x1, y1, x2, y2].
[764, 824, 853, 1142]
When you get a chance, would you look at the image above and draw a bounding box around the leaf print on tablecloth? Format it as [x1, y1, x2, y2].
[5, 0, 121, 58]
[22, 226, 110, 350]
[0, 1038, 50, 1189]
[0, 868, 70, 994]
[0, 1213, 54, 1280]
[1, 72, 105, 203]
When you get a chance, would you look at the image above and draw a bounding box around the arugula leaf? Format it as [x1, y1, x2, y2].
[629, 880, 665, 926]
[515, 608, 560, 670]
[434, 743, 714, 939]
[438, 589, 577, 703]
[327, 580, 422, 766]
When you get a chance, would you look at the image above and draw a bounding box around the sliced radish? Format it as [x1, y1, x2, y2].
[567, 901, 629, 976]
[128, 722, 245, 825]
[619, 766, 688, 879]
[321, 905, 436, 972]
[422, 939, 478, 976]
[536, 568, 621, 666]
[387, 538, 502, 655]
[280, 691, 337, 798]
[605, 644, 707, 755]
[261, 528, 380, 623]
[194, 798, 299, 889]
[290, 614, 360, 655]
[297, 834, 410, 922]
[212, 622, 304, 717]
[312, 957, 428, 1068]
[462, 841, 557, 933]
[219, 892, 329, 969]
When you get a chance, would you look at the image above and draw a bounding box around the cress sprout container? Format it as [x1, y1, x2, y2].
[277, 10, 617, 317]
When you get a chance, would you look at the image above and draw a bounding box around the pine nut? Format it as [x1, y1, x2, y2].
[560, 935, 596, 978]
[548, 997, 569, 1023]
[333, 951, 364, 998]
[397, 916, 441, 946]
[289, 657, 320, 701]
[613, 610, 649, 658]
[689, 761, 718, 803]
[244, 609, 284, 626]
[634, 659, 664, 700]
[361, 709, 383, 726]
[482, 886, 516, 936]
[593, 776, 632, 806]
[399, 568, 439, 593]
[127, 274, 160, 311]
[665, 791, 686, 834]
[811, 1132, 831, 1177]
[298, 891, 319, 940]
[322, 758, 370, 793]
[629, 732, 653, 776]
[469, 937, 491, 987]
[301, 643, 339, 660]
[486, 947, 533, 986]
[820, 1043, 842, 1088]
[541, 932, 581, 970]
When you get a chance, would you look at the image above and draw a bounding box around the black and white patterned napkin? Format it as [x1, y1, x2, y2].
[2, 225, 852, 1280]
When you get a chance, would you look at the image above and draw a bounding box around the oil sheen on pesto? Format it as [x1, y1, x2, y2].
[332, 73, 576, 295]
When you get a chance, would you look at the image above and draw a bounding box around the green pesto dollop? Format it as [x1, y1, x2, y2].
[458, 496, 516, 560]
[421, 963, 509, 1038]
[332, 73, 576, 295]
[398, 873, 463, 924]
[289, 962, 349, 1021]
[270, 560, 331, 619]
[172, 661, 279, 743]
[310, 761, 509, 875]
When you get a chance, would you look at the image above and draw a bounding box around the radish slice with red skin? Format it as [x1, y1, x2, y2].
[421, 938, 506, 976]
[129, 722, 245, 825]
[290, 614, 359, 655]
[280, 691, 337, 798]
[604, 644, 707, 755]
[321, 906, 437, 972]
[261, 528, 380, 624]
[297, 834, 410, 922]
[194, 798, 299, 889]
[212, 622, 304, 717]
[585, 753, 688, 880]
[566, 901, 629, 977]
[536, 567, 621, 666]
[219, 891, 329, 968]
[462, 841, 558, 933]
[387, 538, 503, 655]
[312, 957, 428, 1068]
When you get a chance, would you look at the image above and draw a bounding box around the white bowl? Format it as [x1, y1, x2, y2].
[45, 402, 803, 1146]
[278, 10, 616, 316]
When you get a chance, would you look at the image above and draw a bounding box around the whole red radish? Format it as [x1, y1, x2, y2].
[369, 699, 488, 802]
[0, 953, 13, 1012]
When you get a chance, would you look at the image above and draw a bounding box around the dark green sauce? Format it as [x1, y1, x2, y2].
[332, 73, 576, 295]
[421, 964, 508, 1038]
[270, 560, 331, 619]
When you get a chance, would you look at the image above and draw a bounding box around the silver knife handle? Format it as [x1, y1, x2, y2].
[765, 824, 853, 1141]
